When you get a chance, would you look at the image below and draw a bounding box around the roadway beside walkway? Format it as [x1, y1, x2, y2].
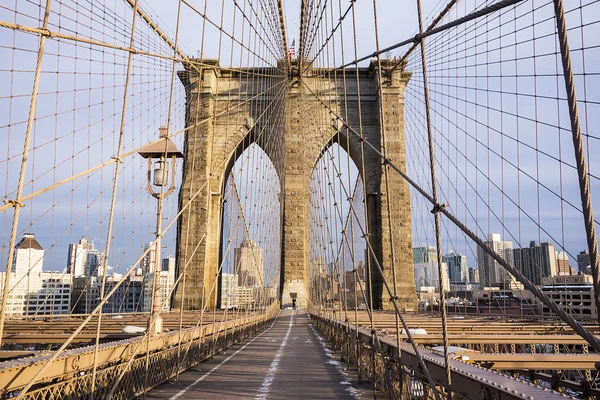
[145, 310, 373, 399]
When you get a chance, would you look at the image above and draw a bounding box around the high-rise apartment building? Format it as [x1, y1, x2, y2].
[220, 273, 238, 309]
[142, 257, 176, 312]
[577, 250, 591, 274]
[413, 246, 437, 264]
[477, 233, 513, 286]
[413, 262, 450, 292]
[67, 236, 95, 277]
[86, 248, 105, 276]
[141, 242, 157, 274]
[556, 251, 575, 276]
[513, 241, 557, 285]
[442, 252, 469, 283]
[234, 239, 264, 287]
[344, 261, 366, 308]
[468, 267, 479, 284]
[27, 276, 71, 315]
[13, 233, 44, 275]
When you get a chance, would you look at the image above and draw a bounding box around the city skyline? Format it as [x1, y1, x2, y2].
[2, 231, 177, 316]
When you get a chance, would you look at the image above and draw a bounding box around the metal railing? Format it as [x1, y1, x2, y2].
[311, 314, 579, 400]
[1, 310, 277, 400]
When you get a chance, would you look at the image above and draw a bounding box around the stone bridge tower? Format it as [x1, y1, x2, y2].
[173, 59, 417, 312]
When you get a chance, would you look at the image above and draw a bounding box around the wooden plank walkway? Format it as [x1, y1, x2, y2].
[146, 310, 373, 400]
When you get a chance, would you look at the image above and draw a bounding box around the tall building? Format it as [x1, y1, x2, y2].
[67, 236, 95, 277]
[556, 251, 575, 276]
[413, 246, 437, 264]
[13, 233, 44, 275]
[237, 286, 255, 308]
[234, 239, 264, 287]
[311, 257, 340, 302]
[117, 275, 145, 313]
[442, 252, 469, 283]
[344, 261, 366, 308]
[468, 267, 479, 284]
[477, 233, 513, 286]
[221, 273, 238, 309]
[513, 241, 557, 285]
[86, 248, 104, 276]
[142, 257, 176, 312]
[162, 257, 175, 273]
[71, 277, 92, 314]
[577, 250, 591, 274]
[141, 242, 157, 274]
[413, 262, 449, 292]
[1, 233, 71, 316]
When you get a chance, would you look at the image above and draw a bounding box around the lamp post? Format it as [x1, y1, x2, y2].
[138, 126, 183, 335]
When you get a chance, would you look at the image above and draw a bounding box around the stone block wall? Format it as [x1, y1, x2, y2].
[174, 59, 416, 312]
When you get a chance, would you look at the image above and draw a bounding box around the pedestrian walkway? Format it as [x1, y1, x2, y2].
[146, 310, 373, 399]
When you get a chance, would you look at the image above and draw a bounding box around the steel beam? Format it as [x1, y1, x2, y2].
[0, 316, 261, 393]
[314, 315, 573, 400]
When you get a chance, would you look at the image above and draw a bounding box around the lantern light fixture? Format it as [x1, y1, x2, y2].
[138, 126, 184, 199]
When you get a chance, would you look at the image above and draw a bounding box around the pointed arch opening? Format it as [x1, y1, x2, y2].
[307, 143, 367, 310]
[219, 143, 281, 309]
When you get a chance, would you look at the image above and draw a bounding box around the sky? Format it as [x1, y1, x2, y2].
[0, 0, 599, 288]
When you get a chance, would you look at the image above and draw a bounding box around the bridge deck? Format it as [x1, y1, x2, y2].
[146, 310, 372, 400]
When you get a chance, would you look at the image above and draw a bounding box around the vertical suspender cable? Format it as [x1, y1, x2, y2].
[91, 1, 140, 395]
[0, 0, 53, 349]
[415, 0, 453, 396]
[370, 0, 404, 361]
[552, 0, 600, 327]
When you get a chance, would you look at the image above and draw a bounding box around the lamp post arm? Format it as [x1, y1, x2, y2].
[161, 154, 178, 198]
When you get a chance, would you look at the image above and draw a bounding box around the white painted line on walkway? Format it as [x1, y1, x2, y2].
[255, 311, 295, 400]
[169, 311, 281, 400]
[308, 322, 360, 399]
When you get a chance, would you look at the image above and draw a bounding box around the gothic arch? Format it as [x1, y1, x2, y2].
[308, 127, 364, 183]
[218, 123, 283, 193]
[175, 58, 417, 312]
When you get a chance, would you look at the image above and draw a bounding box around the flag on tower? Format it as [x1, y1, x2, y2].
[288, 39, 296, 57]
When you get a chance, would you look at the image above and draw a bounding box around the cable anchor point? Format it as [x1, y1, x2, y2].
[431, 203, 448, 214]
[3, 199, 24, 208]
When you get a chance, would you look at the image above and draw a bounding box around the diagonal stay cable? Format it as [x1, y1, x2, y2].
[302, 80, 600, 354]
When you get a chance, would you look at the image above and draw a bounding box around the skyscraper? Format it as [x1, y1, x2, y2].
[162, 257, 176, 273]
[468, 267, 479, 284]
[142, 257, 176, 312]
[234, 239, 264, 287]
[220, 273, 238, 309]
[344, 261, 366, 308]
[413, 261, 449, 292]
[556, 251, 574, 276]
[141, 242, 156, 274]
[577, 250, 591, 274]
[477, 233, 513, 287]
[513, 241, 557, 285]
[442, 252, 469, 283]
[86, 248, 104, 276]
[413, 246, 437, 264]
[67, 236, 94, 277]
